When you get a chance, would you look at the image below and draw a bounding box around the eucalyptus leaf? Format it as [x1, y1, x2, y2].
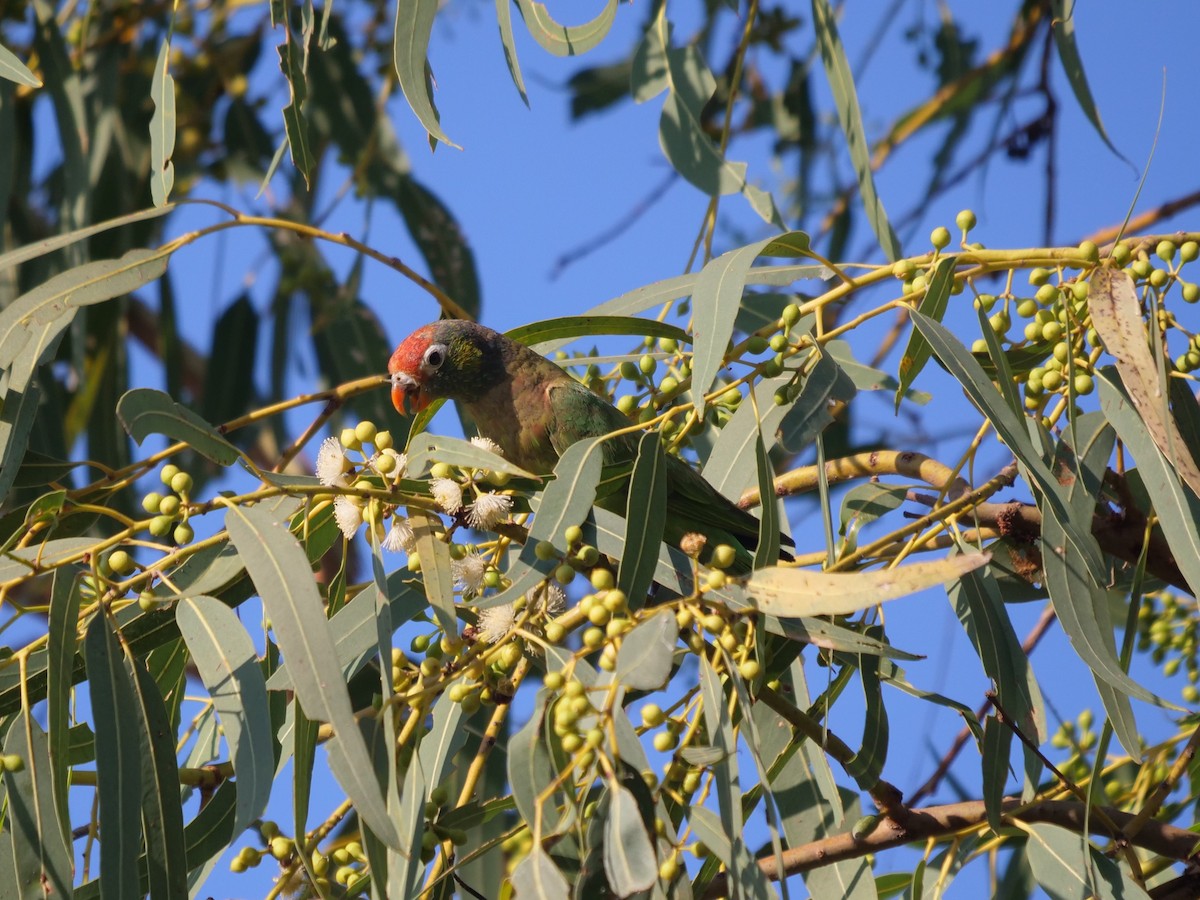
[393, 0, 457, 147]
[117, 388, 241, 466]
[0, 42, 42, 88]
[514, 0, 619, 57]
[615, 609, 677, 691]
[811, 0, 900, 260]
[149, 37, 176, 206]
[86, 613, 144, 900]
[3, 718, 72, 898]
[176, 596, 274, 839]
[225, 503, 402, 848]
[746, 552, 990, 617]
[603, 784, 658, 894]
[619, 431, 667, 606]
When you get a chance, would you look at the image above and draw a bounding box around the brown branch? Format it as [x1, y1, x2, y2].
[1084, 190, 1200, 248]
[742, 453, 1191, 594]
[701, 798, 1200, 898]
[757, 685, 907, 822]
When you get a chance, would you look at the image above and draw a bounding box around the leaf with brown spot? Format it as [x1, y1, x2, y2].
[1089, 267, 1200, 497]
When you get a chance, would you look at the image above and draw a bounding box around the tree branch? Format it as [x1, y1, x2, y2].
[702, 798, 1200, 898]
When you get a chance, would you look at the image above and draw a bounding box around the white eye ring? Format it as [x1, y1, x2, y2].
[423, 343, 448, 372]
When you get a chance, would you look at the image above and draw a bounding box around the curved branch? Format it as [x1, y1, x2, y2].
[702, 798, 1200, 898]
[743, 452, 1191, 593]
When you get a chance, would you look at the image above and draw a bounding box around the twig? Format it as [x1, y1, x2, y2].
[700, 797, 1200, 898]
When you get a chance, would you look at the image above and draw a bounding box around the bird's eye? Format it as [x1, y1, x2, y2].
[423, 344, 447, 371]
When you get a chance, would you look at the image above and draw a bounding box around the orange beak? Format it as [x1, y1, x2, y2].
[390, 371, 429, 415]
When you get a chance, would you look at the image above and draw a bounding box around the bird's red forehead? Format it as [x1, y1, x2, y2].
[388, 325, 437, 375]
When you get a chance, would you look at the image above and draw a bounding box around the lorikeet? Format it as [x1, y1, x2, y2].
[388, 320, 792, 573]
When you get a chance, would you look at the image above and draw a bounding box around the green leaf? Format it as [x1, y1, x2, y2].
[1049, 1, 1128, 163]
[1041, 506, 1163, 708]
[0, 249, 169, 394]
[149, 36, 176, 207]
[266, 570, 427, 692]
[495, 0, 529, 106]
[291, 700, 318, 861]
[615, 610, 677, 691]
[699, 658, 749, 888]
[584, 263, 830, 321]
[129, 662, 189, 900]
[410, 508, 457, 635]
[746, 552, 990, 617]
[1089, 267, 1200, 497]
[86, 612, 143, 900]
[32, 0, 85, 232]
[839, 483, 909, 531]
[0, 208, 175, 277]
[46, 570, 80, 844]
[277, 33, 314, 186]
[509, 314, 690, 352]
[896, 256, 956, 409]
[508, 689, 572, 838]
[811, 0, 901, 260]
[418, 695, 467, 801]
[176, 596, 274, 839]
[688, 804, 773, 898]
[981, 715, 1011, 835]
[116, 388, 241, 466]
[704, 371, 795, 500]
[753, 429, 781, 568]
[587, 507, 696, 597]
[950, 567, 1046, 762]
[618, 431, 667, 606]
[659, 45, 783, 226]
[604, 784, 657, 894]
[510, 845, 570, 899]
[393, 0, 458, 148]
[1098, 368, 1200, 596]
[3, 718, 72, 898]
[691, 234, 810, 419]
[392, 716, 428, 895]
[0, 42, 41, 88]
[1025, 823, 1150, 900]
[405, 433, 537, 480]
[845, 652, 888, 784]
[224, 503, 402, 848]
[763, 613, 921, 659]
[911, 310, 1106, 580]
[630, 6, 668, 102]
[725, 664, 791, 900]
[513, 0, 619, 57]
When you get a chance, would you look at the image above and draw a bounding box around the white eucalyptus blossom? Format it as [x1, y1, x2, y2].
[529, 583, 566, 617]
[316, 436, 351, 487]
[470, 435, 504, 456]
[476, 603, 517, 644]
[430, 477, 463, 514]
[466, 491, 512, 529]
[452, 550, 488, 594]
[382, 516, 416, 553]
[333, 496, 363, 539]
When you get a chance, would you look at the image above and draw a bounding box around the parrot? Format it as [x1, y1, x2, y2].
[388, 320, 793, 574]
